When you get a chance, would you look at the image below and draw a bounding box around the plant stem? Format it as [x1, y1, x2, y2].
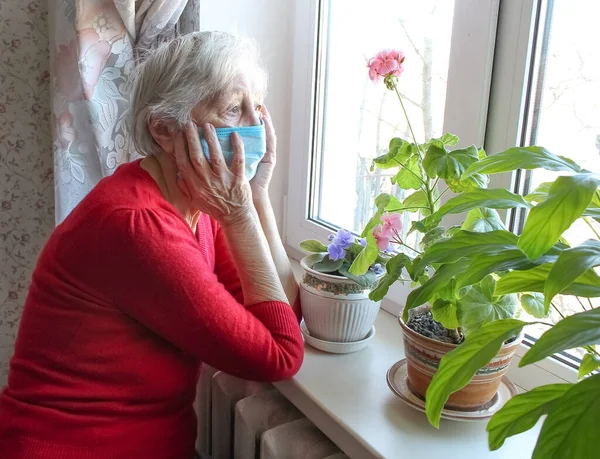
[404, 206, 432, 211]
[584, 216, 600, 239]
[433, 187, 451, 205]
[393, 84, 435, 215]
[398, 241, 422, 254]
[394, 86, 423, 158]
[588, 297, 595, 310]
[576, 296, 589, 312]
[551, 301, 566, 320]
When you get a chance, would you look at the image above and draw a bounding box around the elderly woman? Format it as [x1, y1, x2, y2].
[0, 31, 303, 458]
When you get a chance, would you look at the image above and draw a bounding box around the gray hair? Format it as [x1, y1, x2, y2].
[129, 31, 268, 156]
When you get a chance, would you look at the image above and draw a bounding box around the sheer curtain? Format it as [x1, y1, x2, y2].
[49, 0, 198, 223]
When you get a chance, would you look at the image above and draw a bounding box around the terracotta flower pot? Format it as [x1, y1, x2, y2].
[300, 254, 382, 342]
[399, 313, 523, 410]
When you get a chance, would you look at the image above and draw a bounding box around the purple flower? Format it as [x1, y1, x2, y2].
[327, 243, 346, 261]
[332, 228, 354, 249]
[327, 234, 335, 241]
[370, 263, 385, 275]
[359, 238, 367, 247]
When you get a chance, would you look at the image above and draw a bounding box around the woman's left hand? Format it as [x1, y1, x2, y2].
[250, 105, 276, 200]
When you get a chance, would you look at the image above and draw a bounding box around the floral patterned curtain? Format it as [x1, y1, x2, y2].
[49, 0, 195, 223]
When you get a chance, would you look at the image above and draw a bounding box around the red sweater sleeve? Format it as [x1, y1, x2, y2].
[96, 208, 303, 382]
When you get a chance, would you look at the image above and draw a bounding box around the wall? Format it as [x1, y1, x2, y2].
[0, 0, 54, 386]
[200, 0, 295, 231]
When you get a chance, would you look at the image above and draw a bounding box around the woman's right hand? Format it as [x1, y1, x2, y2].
[175, 122, 253, 225]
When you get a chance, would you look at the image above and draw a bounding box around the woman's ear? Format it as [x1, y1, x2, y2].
[148, 118, 177, 154]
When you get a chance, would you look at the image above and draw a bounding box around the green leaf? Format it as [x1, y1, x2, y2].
[520, 308, 600, 366]
[361, 193, 404, 237]
[423, 142, 479, 181]
[313, 256, 344, 273]
[518, 174, 600, 260]
[349, 233, 379, 276]
[338, 266, 378, 288]
[369, 253, 410, 301]
[520, 293, 548, 319]
[421, 188, 532, 229]
[372, 138, 412, 170]
[457, 250, 555, 289]
[300, 239, 328, 253]
[404, 260, 471, 320]
[415, 230, 558, 290]
[392, 154, 423, 190]
[431, 298, 459, 329]
[544, 239, 600, 312]
[417, 230, 519, 268]
[425, 319, 527, 428]
[486, 384, 571, 450]
[461, 208, 506, 232]
[419, 227, 447, 251]
[463, 146, 583, 178]
[438, 132, 459, 147]
[457, 277, 519, 331]
[524, 182, 553, 204]
[495, 263, 600, 298]
[446, 170, 489, 193]
[579, 352, 600, 379]
[402, 189, 429, 213]
[531, 373, 600, 459]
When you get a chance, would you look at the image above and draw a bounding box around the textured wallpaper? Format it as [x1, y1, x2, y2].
[0, 0, 54, 386]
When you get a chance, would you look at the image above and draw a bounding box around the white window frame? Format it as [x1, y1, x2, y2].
[285, 0, 578, 385]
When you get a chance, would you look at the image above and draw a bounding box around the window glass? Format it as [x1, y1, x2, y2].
[311, 0, 455, 249]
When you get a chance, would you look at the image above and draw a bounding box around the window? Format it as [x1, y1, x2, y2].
[506, 0, 600, 356]
[286, 0, 598, 366]
[312, 0, 455, 249]
[287, 0, 501, 313]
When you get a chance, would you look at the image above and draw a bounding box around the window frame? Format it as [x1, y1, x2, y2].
[285, 0, 579, 383]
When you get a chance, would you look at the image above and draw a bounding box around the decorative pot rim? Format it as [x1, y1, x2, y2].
[398, 309, 525, 350]
[300, 253, 385, 284]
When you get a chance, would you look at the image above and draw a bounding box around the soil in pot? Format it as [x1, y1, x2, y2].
[406, 310, 463, 345]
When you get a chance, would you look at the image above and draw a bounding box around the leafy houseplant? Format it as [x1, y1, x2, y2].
[346, 49, 600, 412]
[299, 229, 391, 344]
[419, 180, 600, 456]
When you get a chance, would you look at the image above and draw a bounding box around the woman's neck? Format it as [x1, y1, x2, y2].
[140, 153, 201, 231]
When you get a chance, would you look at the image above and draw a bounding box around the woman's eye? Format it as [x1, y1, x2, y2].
[227, 105, 240, 115]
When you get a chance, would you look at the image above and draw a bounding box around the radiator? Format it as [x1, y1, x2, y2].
[195, 365, 349, 459]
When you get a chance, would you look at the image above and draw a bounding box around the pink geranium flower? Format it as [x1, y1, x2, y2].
[373, 225, 391, 251]
[380, 212, 403, 238]
[367, 49, 406, 83]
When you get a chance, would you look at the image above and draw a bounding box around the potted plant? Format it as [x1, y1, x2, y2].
[348, 49, 600, 411]
[299, 229, 390, 343]
[419, 168, 600, 457]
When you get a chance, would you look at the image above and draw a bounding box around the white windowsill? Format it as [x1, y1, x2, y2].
[274, 258, 543, 459]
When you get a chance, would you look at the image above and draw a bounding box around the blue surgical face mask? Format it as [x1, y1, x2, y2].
[199, 122, 266, 180]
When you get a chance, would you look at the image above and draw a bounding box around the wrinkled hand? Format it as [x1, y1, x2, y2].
[175, 122, 253, 225]
[250, 106, 277, 199]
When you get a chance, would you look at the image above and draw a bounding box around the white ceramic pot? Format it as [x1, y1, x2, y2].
[300, 254, 382, 342]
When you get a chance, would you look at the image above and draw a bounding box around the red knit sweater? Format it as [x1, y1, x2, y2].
[0, 160, 303, 459]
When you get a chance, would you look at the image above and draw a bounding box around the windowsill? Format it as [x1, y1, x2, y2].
[275, 309, 541, 459]
[275, 258, 543, 459]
